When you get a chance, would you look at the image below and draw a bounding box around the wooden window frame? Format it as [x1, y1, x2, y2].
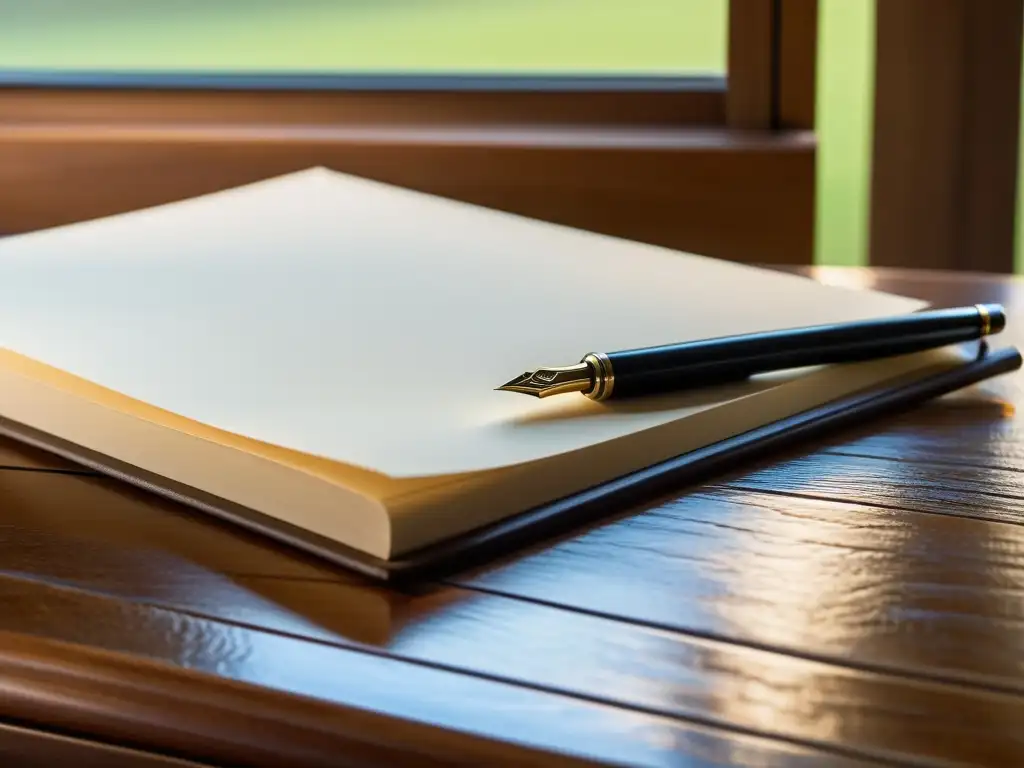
[870, 0, 1024, 273]
[0, 0, 818, 265]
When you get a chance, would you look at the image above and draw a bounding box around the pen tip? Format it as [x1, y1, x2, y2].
[496, 372, 545, 397]
[495, 364, 594, 398]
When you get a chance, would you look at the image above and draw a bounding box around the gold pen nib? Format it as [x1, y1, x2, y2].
[496, 362, 594, 398]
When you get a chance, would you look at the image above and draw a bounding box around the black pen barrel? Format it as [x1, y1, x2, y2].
[603, 304, 1004, 399]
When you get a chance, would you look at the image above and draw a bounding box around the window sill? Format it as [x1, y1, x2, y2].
[1, 123, 814, 264]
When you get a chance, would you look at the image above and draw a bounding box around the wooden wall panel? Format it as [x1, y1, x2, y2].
[870, 0, 1024, 272]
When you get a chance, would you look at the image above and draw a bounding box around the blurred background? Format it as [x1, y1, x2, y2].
[1, 1, 1019, 270]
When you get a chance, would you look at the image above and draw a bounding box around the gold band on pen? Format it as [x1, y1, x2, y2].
[976, 304, 992, 336]
[583, 352, 615, 401]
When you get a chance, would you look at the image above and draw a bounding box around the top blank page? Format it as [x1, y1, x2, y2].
[0, 168, 924, 477]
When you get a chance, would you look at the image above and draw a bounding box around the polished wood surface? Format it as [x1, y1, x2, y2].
[3, 266, 1024, 766]
[0, 720, 211, 768]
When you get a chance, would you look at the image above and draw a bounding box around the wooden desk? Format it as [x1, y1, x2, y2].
[2, 267, 1024, 767]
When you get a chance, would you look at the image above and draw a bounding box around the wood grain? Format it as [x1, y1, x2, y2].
[2, 468, 1024, 764]
[723, 450, 1024, 526]
[820, 405, 1024, 469]
[459, 484, 1024, 689]
[0, 579, 875, 768]
[0, 720, 212, 768]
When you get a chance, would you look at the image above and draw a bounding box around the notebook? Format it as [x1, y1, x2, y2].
[0, 168, 1018, 580]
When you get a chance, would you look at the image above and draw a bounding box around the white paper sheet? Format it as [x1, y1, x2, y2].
[0, 168, 925, 477]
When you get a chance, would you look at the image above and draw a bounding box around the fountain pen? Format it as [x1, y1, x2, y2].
[496, 303, 1006, 401]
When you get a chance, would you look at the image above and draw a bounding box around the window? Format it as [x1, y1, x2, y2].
[0, 1, 818, 265]
[0, 1, 728, 76]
